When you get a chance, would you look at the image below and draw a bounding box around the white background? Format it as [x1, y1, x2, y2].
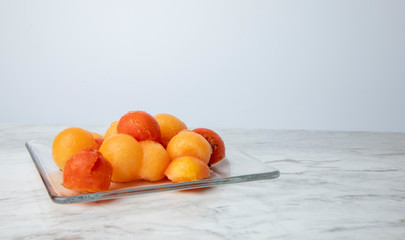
[1, 0, 404, 132]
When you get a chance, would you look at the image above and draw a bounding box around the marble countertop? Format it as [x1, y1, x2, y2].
[1, 124, 404, 239]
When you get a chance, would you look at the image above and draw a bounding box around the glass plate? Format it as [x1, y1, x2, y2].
[26, 140, 280, 204]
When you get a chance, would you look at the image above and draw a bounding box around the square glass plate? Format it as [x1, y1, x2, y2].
[26, 140, 280, 204]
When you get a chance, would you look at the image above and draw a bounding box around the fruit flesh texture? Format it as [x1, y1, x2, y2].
[154, 113, 187, 148]
[63, 149, 113, 192]
[94, 138, 104, 150]
[117, 111, 161, 142]
[52, 127, 99, 170]
[99, 134, 143, 182]
[91, 132, 104, 149]
[139, 141, 171, 181]
[104, 121, 118, 139]
[164, 156, 210, 183]
[192, 128, 226, 166]
[166, 131, 212, 164]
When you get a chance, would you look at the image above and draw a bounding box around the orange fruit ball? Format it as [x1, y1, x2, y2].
[62, 149, 113, 192]
[52, 127, 99, 170]
[90, 132, 103, 139]
[164, 156, 210, 183]
[192, 128, 226, 166]
[117, 111, 161, 142]
[166, 131, 212, 164]
[139, 141, 171, 181]
[99, 134, 143, 182]
[154, 113, 187, 148]
[104, 120, 118, 139]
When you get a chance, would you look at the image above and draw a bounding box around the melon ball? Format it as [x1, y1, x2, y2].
[166, 131, 212, 164]
[52, 127, 98, 170]
[99, 134, 143, 182]
[164, 156, 210, 183]
[154, 113, 187, 148]
[63, 149, 113, 192]
[139, 140, 171, 181]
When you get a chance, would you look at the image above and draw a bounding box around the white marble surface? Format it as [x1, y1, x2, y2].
[1, 124, 405, 239]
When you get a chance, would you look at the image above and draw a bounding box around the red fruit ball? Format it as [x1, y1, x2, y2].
[192, 128, 226, 166]
[117, 111, 161, 142]
[63, 149, 113, 192]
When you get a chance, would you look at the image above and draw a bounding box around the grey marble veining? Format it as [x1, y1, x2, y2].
[1, 124, 404, 239]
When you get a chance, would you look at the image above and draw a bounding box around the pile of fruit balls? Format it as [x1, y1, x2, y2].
[52, 111, 226, 192]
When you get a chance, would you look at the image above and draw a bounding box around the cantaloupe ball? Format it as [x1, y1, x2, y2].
[154, 113, 187, 148]
[166, 131, 212, 164]
[164, 156, 210, 183]
[52, 127, 99, 170]
[90, 132, 103, 139]
[104, 120, 118, 139]
[139, 141, 171, 181]
[99, 134, 143, 182]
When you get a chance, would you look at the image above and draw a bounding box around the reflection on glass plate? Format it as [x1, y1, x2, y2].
[26, 140, 280, 204]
